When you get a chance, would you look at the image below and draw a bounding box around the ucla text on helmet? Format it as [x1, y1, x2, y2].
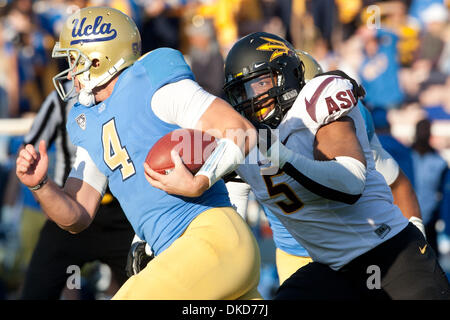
[70, 16, 118, 44]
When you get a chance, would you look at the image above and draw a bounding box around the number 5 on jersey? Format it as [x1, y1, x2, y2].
[263, 170, 304, 214]
[102, 119, 135, 180]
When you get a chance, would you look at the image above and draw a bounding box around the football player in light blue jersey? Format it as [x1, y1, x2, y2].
[16, 7, 262, 300]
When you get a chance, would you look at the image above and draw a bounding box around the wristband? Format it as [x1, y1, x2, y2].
[196, 138, 245, 188]
[29, 175, 48, 191]
[409, 216, 426, 239]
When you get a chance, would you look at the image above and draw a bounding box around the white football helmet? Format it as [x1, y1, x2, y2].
[52, 6, 141, 106]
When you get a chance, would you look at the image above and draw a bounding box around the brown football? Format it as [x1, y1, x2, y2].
[145, 128, 217, 175]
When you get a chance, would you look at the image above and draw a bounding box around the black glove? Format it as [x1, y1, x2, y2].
[316, 70, 366, 103]
[125, 241, 154, 277]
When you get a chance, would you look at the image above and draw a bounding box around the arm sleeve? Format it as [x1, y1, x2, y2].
[151, 79, 216, 128]
[225, 180, 251, 219]
[370, 134, 399, 186]
[68, 146, 108, 195]
[274, 141, 366, 204]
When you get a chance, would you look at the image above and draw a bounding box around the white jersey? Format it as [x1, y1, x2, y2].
[236, 75, 408, 270]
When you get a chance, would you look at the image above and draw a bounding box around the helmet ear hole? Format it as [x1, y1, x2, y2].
[92, 59, 100, 68]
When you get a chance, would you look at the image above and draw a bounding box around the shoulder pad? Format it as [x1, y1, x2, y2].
[138, 48, 194, 88]
[301, 75, 357, 125]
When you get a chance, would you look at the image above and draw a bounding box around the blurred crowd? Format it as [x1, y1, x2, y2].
[0, 0, 450, 299]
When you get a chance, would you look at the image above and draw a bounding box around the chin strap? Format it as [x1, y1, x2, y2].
[78, 58, 126, 107]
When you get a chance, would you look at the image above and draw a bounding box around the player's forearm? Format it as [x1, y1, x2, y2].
[258, 116, 366, 203]
[271, 142, 366, 204]
[390, 169, 426, 237]
[370, 134, 399, 186]
[196, 97, 258, 157]
[195, 98, 257, 187]
[390, 169, 422, 220]
[226, 180, 251, 217]
[228, 118, 258, 157]
[208, 116, 257, 159]
[31, 178, 92, 233]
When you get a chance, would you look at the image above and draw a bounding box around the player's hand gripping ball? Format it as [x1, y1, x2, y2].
[145, 129, 217, 175]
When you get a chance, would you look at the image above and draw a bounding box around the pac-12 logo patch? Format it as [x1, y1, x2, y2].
[76, 114, 86, 130]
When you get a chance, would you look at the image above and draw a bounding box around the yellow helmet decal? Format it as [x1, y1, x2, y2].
[256, 37, 293, 62]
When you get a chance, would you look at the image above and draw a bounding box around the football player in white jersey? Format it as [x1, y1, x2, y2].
[146, 32, 449, 299]
[224, 49, 426, 287]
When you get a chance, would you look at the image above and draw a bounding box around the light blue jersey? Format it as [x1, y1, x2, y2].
[67, 48, 231, 255]
[265, 102, 375, 257]
[263, 206, 309, 256]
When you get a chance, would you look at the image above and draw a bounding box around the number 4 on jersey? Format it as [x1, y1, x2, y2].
[102, 119, 135, 180]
